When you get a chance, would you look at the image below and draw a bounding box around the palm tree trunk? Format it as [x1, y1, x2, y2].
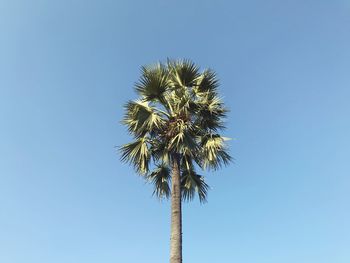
[170, 155, 182, 263]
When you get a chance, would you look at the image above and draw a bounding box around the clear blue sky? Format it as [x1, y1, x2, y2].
[1, 1, 349, 262]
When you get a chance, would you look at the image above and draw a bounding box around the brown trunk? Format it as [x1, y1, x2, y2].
[170, 154, 182, 263]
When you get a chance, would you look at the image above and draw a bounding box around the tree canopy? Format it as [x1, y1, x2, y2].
[120, 59, 232, 203]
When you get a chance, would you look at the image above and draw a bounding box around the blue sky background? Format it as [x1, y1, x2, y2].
[1, 0, 349, 262]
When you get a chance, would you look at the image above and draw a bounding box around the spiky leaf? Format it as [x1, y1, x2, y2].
[181, 168, 209, 203]
[147, 164, 171, 199]
[120, 137, 150, 174]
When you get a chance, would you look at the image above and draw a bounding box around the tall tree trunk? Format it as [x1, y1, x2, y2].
[170, 155, 182, 263]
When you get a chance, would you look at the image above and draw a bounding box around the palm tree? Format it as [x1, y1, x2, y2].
[120, 59, 232, 263]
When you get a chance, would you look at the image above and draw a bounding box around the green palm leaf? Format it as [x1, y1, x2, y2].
[181, 168, 209, 203]
[135, 63, 170, 102]
[195, 69, 219, 93]
[168, 59, 200, 88]
[120, 137, 150, 174]
[147, 164, 171, 199]
[150, 139, 171, 165]
[194, 94, 228, 131]
[123, 100, 165, 137]
[199, 133, 232, 170]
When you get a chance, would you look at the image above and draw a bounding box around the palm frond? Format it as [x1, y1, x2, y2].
[150, 139, 171, 165]
[199, 133, 232, 170]
[194, 69, 219, 93]
[135, 63, 170, 102]
[181, 167, 209, 203]
[120, 137, 150, 174]
[123, 100, 165, 137]
[147, 164, 171, 199]
[194, 94, 228, 131]
[168, 59, 200, 88]
[168, 120, 198, 156]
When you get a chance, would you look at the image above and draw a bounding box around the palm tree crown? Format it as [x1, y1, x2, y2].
[120, 59, 232, 203]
